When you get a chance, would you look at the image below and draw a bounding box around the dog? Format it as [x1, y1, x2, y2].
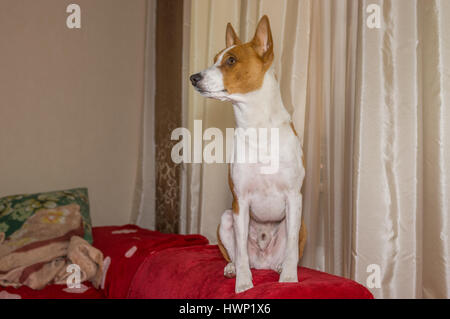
[190, 15, 306, 294]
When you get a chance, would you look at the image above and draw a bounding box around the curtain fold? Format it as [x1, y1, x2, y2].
[302, 0, 358, 278]
[352, 0, 423, 298]
[421, 0, 450, 299]
[131, 0, 157, 229]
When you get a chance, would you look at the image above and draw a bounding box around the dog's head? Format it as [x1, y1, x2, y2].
[190, 15, 274, 101]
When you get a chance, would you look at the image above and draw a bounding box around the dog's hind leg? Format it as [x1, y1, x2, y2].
[217, 210, 236, 278]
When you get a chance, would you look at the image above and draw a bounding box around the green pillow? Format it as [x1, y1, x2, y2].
[0, 188, 93, 244]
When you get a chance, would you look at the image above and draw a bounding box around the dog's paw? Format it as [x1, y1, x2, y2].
[224, 262, 236, 278]
[279, 270, 298, 283]
[235, 279, 253, 294]
[235, 269, 253, 293]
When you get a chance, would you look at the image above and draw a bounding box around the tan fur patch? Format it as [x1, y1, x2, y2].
[299, 217, 307, 259]
[219, 43, 271, 94]
[290, 122, 298, 137]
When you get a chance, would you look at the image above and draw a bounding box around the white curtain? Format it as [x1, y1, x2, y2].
[306, 0, 450, 298]
[352, 0, 450, 298]
[179, 0, 450, 298]
[131, 0, 156, 229]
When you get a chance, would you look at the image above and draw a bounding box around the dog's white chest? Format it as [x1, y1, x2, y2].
[247, 165, 288, 221]
[232, 136, 304, 222]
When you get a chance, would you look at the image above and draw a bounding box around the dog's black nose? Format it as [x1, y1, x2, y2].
[190, 73, 203, 86]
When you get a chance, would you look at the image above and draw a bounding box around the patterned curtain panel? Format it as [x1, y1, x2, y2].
[153, 0, 184, 233]
[133, 0, 184, 234]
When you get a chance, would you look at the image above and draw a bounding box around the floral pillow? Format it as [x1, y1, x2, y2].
[0, 188, 93, 244]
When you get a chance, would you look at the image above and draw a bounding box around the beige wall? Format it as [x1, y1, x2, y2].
[0, 0, 148, 226]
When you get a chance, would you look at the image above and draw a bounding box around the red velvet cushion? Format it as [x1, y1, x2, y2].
[127, 245, 373, 299]
[93, 225, 209, 298]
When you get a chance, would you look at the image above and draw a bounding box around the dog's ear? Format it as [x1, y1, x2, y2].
[226, 23, 241, 48]
[252, 15, 274, 65]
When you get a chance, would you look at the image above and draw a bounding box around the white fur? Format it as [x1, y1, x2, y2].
[195, 64, 305, 294]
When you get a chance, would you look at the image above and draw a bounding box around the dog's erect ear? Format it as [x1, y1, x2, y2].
[226, 23, 241, 48]
[252, 15, 274, 65]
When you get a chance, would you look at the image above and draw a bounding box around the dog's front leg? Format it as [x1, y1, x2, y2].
[279, 192, 302, 282]
[233, 199, 253, 293]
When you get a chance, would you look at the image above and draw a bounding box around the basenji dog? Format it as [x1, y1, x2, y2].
[190, 15, 306, 294]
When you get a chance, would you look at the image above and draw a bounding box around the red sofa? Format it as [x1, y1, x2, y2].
[0, 225, 373, 299]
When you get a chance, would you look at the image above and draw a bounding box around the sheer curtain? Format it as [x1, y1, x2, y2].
[131, 0, 156, 229]
[302, 0, 358, 279]
[308, 0, 450, 298]
[177, 0, 450, 298]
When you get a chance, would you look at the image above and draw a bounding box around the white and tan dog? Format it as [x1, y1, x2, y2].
[190, 15, 306, 294]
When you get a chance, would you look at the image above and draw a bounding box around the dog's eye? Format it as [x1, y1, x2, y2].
[226, 56, 236, 66]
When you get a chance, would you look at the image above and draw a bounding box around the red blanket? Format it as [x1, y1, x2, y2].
[0, 225, 373, 299]
[93, 225, 208, 298]
[127, 245, 373, 299]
